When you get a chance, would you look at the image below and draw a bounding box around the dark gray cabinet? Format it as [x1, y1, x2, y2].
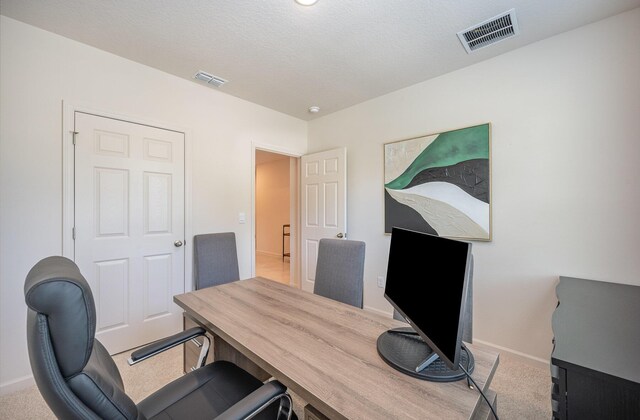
[551, 277, 640, 419]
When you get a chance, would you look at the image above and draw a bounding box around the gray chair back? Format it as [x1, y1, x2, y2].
[313, 238, 365, 308]
[194, 232, 240, 289]
[393, 254, 474, 343]
[24, 256, 138, 420]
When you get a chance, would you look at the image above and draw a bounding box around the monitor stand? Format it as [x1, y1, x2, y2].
[376, 327, 474, 382]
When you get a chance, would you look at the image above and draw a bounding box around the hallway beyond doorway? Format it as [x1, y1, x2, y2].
[255, 253, 291, 286]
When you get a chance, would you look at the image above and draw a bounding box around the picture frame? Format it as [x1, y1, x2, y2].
[384, 123, 492, 241]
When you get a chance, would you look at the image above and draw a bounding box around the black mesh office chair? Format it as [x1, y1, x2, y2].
[24, 256, 293, 420]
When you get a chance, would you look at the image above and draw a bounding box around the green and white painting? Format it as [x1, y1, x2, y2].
[384, 123, 491, 241]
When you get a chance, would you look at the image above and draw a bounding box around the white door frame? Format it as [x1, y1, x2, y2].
[251, 142, 301, 287]
[62, 101, 194, 293]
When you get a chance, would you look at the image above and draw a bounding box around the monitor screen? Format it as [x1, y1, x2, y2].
[384, 227, 472, 369]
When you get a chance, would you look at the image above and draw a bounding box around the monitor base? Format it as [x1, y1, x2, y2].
[377, 328, 474, 382]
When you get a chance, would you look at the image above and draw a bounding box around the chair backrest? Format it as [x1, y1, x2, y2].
[193, 233, 240, 290]
[24, 256, 139, 420]
[313, 238, 365, 308]
[393, 254, 474, 343]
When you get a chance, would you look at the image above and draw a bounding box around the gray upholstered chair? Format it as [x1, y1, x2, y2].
[188, 233, 241, 371]
[313, 238, 365, 308]
[194, 232, 240, 289]
[24, 256, 293, 420]
[393, 254, 474, 343]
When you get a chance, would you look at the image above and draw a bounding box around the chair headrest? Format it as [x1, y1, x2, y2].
[318, 238, 366, 251]
[24, 256, 96, 378]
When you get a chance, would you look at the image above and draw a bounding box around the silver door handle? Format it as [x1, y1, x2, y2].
[336, 233, 344, 239]
[174, 240, 183, 247]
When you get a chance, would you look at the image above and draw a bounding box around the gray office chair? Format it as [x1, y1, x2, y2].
[393, 255, 474, 343]
[194, 232, 240, 289]
[24, 256, 293, 420]
[313, 238, 365, 308]
[189, 233, 241, 371]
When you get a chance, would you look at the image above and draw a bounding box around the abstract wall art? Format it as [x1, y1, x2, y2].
[384, 123, 491, 241]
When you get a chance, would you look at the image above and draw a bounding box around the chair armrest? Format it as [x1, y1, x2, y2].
[215, 380, 292, 420]
[128, 327, 207, 366]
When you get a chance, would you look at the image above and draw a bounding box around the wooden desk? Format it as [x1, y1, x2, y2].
[174, 278, 499, 420]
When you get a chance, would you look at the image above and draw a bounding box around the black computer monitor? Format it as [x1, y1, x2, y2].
[377, 227, 474, 381]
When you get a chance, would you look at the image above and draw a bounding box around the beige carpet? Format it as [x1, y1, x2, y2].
[0, 346, 183, 420]
[0, 347, 551, 419]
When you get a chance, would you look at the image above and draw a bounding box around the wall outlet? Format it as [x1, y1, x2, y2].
[377, 276, 385, 288]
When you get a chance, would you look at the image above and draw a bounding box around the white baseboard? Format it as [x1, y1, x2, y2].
[364, 305, 393, 318]
[0, 374, 35, 396]
[361, 304, 549, 371]
[473, 339, 549, 370]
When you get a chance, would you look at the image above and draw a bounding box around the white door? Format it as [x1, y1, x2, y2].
[300, 148, 347, 293]
[74, 112, 185, 354]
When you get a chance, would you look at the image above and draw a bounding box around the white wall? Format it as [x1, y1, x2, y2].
[2, 8, 638, 391]
[308, 9, 640, 363]
[256, 158, 291, 256]
[0, 16, 307, 391]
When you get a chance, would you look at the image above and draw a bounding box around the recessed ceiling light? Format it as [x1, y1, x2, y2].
[295, 0, 319, 6]
[308, 106, 320, 114]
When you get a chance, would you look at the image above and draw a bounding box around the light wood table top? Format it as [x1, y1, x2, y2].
[174, 277, 499, 420]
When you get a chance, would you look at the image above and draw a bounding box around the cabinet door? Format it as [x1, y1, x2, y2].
[566, 366, 640, 420]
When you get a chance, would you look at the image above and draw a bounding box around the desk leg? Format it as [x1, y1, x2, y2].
[304, 404, 329, 420]
[182, 314, 269, 381]
[183, 314, 214, 373]
[472, 389, 498, 420]
[212, 333, 272, 382]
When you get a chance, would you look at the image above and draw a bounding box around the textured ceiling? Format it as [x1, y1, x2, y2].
[1, 0, 638, 120]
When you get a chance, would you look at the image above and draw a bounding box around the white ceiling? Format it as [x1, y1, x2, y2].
[1, 0, 638, 120]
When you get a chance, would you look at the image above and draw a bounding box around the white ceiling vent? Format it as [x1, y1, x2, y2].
[194, 70, 228, 87]
[457, 9, 519, 54]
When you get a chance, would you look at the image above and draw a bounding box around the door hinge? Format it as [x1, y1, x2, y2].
[72, 227, 76, 240]
[72, 131, 78, 146]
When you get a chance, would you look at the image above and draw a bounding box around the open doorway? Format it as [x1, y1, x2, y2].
[254, 149, 299, 287]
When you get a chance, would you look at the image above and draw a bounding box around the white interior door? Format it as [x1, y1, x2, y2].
[74, 112, 185, 354]
[300, 148, 347, 293]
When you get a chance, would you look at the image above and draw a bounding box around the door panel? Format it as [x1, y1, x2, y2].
[305, 239, 318, 283]
[300, 148, 347, 292]
[324, 182, 338, 227]
[306, 184, 319, 226]
[95, 168, 129, 236]
[95, 258, 129, 331]
[144, 172, 172, 233]
[75, 112, 185, 354]
[143, 254, 172, 319]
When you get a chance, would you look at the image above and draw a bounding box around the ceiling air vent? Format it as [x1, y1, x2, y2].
[457, 9, 519, 54]
[194, 70, 228, 88]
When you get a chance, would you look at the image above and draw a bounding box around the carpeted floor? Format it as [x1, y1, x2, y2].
[0, 346, 551, 419]
[0, 346, 183, 420]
